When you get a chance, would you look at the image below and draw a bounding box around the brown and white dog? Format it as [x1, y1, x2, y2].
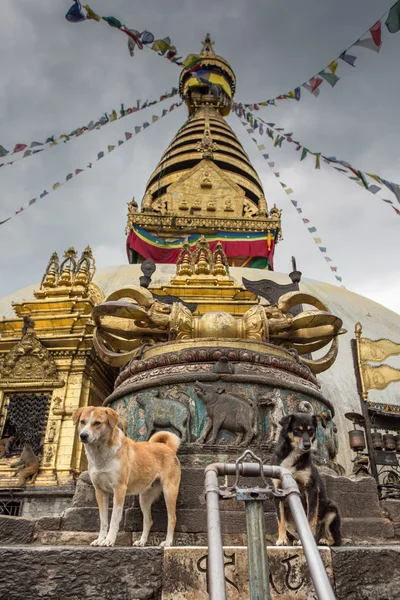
[73, 406, 181, 548]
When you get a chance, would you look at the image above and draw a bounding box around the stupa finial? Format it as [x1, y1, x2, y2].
[200, 33, 216, 56]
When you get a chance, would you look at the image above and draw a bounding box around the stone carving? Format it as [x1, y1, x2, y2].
[194, 382, 257, 446]
[0, 318, 58, 382]
[136, 392, 190, 442]
[258, 389, 286, 443]
[213, 357, 235, 374]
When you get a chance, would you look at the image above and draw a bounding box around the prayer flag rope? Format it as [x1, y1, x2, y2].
[0, 88, 178, 168]
[235, 115, 344, 285]
[235, 105, 400, 217]
[237, 0, 400, 107]
[65, 1, 183, 64]
[0, 101, 183, 227]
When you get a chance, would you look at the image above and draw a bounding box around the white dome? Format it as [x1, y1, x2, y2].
[1, 263, 399, 471]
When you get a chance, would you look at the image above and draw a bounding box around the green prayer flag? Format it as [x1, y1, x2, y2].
[385, 1, 400, 33]
[319, 71, 340, 87]
[301, 148, 308, 161]
[358, 171, 369, 189]
[102, 16, 122, 28]
[0, 145, 8, 157]
[308, 226, 317, 233]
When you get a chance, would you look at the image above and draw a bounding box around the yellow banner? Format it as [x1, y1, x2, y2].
[361, 363, 400, 392]
[359, 337, 400, 363]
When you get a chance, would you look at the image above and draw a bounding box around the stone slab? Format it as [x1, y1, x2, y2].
[0, 515, 35, 544]
[33, 530, 132, 546]
[332, 546, 400, 600]
[125, 507, 278, 536]
[0, 546, 163, 600]
[381, 499, 400, 524]
[342, 517, 394, 541]
[322, 475, 383, 519]
[162, 546, 333, 600]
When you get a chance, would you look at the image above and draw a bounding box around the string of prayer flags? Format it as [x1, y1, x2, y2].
[239, 1, 400, 107]
[236, 115, 344, 284]
[65, 2, 183, 64]
[236, 105, 400, 216]
[0, 88, 178, 169]
[0, 101, 183, 228]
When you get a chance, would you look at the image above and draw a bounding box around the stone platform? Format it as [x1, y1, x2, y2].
[0, 545, 399, 599]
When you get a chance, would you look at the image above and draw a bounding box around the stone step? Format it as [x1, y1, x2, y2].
[0, 545, 399, 600]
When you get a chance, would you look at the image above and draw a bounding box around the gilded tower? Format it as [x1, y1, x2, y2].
[126, 35, 282, 269]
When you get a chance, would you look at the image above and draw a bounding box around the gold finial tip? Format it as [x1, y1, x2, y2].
[201, 33, 215, 55]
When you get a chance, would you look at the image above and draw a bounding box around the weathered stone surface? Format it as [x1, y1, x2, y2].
[71, 471, 97, 507]
[34, 530, 132, 546]
[61, 507, 105, 531]
[162, 546, 333, 599]
[35, 516, 61, 531]
[381, 499, 400, 524]
[342, 517, 394, 541]
[322, 475, 383, 519]
[125, 506, 277, 536]
[332, 546, 400, 600]
[0, 546, 163, 600]
[0, 515, 35, 544]
[132, 532, 253, 547]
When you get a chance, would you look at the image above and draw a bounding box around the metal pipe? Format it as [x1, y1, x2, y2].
[245, 500, 270, 600]
[205, 467, 226, 600]
[205, 462, 336, 600]
[285, 485, 336, 600]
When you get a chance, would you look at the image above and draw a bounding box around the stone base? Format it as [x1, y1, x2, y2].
[0, 545, 399, 599]
[162, 546, 333, 600]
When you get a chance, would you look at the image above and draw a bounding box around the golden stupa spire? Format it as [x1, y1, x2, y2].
[200, 33, 216, 56]
[126, 35, 282, 268]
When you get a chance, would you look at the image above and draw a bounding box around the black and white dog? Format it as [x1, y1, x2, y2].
[272, 413, 342, 546]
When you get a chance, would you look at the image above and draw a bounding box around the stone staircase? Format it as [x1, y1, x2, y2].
[1, 470, 400, 599]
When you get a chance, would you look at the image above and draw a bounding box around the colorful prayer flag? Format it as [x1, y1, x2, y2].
[386, 1, 400, 33]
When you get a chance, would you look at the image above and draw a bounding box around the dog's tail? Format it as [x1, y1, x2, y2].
[149, 431, 181, 454]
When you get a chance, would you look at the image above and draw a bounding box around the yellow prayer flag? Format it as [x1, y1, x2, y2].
[366, 173, 382, 184]
[361, 363, 400, 392]
[152, 115, 159, 123]
[108, 145, 115, 153]
[328, 61, 338, 74]
[284, 188, 294, 195]
[257, 144, 265, 151]
[109, 110, 118, 122]
[52, 182, 61, 190]
[313, 237, 322, 244]
[49, 141, 58, 147]
[359, 337, 400, 363]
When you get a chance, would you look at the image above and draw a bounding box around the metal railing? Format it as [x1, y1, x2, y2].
[204, 450, 336, 600]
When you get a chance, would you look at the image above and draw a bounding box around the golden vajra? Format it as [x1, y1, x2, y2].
[92, 286, 346, 374]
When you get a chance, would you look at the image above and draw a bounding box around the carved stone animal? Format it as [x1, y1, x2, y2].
[11, 443, 40, 485]
[194, 381, 257, 446]
[0, 436, 15, 458]
[136, 392, 190, 442]
[258, 389, 286, 443]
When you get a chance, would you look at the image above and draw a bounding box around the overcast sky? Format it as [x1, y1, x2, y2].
[0, 0, 399, 314]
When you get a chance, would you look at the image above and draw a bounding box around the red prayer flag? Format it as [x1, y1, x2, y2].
[309, 77, 323, 93]
[370, 21, 382, 46]
[392, 206, 400, 216]
[13, 143, 28, 153]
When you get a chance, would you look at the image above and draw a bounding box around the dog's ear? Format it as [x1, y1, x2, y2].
[279, 414, 293, 431]
[314, 414, 326, 429]
[105, 408, 120, 429]
[72, 407, 84, 426]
